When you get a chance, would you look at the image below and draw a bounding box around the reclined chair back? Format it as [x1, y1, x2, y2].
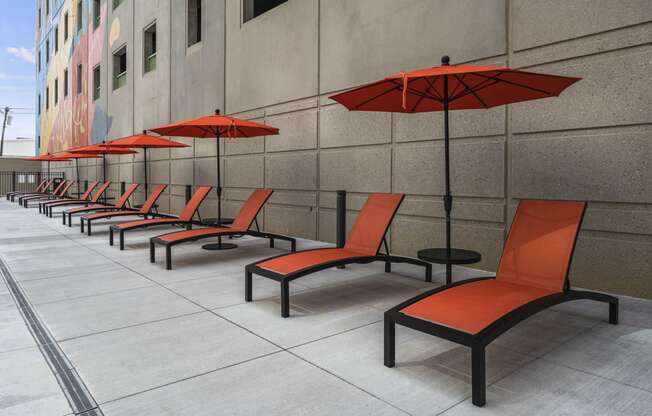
[80, 181, 99, 200]
[90, 181, 111, 203]
[138, 184, 167, 213]
[40, 179, 55, 192]
[114, 183, 139, 208]
[59, 180, 74, 196]
[178, 186, 212, 221]
[496, 200, 586, 292]
[34, 179, 49, 192]
[344, 193, 405, 256]
[51, 180, 69, 196]
[230, 189, 273, 232]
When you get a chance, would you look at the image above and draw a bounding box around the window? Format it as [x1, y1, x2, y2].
[112, 0, 123, 10]
[77, 0, 83, 32]
[46, 0, 49, 16]
[54, 78, 58, 105]
[63, 68, 69, 97]
[93, 65, 101, 100]
[37, 51, 41, 73]
[243, 0, 287, 23]
[54, 26, 59, 53]
[64, 12, 69, 40]
[93, 0, 101, 30]
[46, 86, 49, 110]
[187, 0, 201, 47]
[113, 46, 127, 90]
[38, 7, 42, 28]
[77, 64, 83, 94]
[144, 22, 157, 73]
[45, 39, 50, 63]
[38, 94, 41, 115]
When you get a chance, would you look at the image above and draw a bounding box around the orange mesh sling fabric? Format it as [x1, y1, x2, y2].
[51, 180, 68, 196]
[258, 193, 404, 275]
[157, 188, 273, 242]
[114, 183, 139, 208]
[400, 200, 586, 334]
[59, 181, 74, 195]
[140, 184, 168, 213]
[90, 182, 112, 203]
[81, 181, 99, 200]
[178, 186, 212, 221]
[34, 179, 49, 192]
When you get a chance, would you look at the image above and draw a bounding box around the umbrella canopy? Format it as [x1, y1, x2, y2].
[148, 109, 279, 250]
[70, 143, 137, 184]
[330, 56, 581, 284]
[24, 153, 70, 183]
[108, 132, 189, 196]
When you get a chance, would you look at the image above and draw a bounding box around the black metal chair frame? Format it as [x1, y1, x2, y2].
[62, 200, 125, 227]
[150, 217, 297, 270]
[246, 235, 433, 318]
[109, 215, 206, 250]
[383, 202, 619, 407]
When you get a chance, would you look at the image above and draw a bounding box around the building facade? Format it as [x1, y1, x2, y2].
[36, 0, 652, 298]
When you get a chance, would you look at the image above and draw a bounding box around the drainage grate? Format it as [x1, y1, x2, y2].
[0, 257, 104, 415]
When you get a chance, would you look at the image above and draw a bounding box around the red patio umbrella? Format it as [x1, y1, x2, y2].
[330, 55, 581, 284]
[24, 153, 70, 185]
[70, 143, 137, 183]
[107, 132, 189, 196]
[149, 109, 279, 250]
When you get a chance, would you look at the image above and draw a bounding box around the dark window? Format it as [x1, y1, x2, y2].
[144, 22, 157, 73]
[64, 12, 69, 40]
[243, 0, 287, 23]
[77, 0, 83, 32]
[38, 94, 41, 115]
[37, 50, 41, 73]
[38, 8, 42, 28]
[77, 63, 83, 94]
[46, 0, 49, 16]
[93, 0, 101, 30]
[45, 39, 50, 63]
[54, 78, 58, 105]
[93, 65, 101, 100]
[46, 86, 50, 110]
[113, 46, 127, 90]
[64, 69, 69, 97]
[187, 0, 201, 47]
[54, 26, 59, 53]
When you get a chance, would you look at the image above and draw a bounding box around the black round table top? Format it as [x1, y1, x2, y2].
[200, 217, 234, 226]
[417, 248, 482, 265]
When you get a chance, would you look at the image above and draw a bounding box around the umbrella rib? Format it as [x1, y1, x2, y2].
[410, 77, 439, 112]
[472, 71, 554, 96]
[449, 73, 499, 102]
[452, 74, 490, 108]
[449, 73, 466, 98]
[351, 81, 404, 110]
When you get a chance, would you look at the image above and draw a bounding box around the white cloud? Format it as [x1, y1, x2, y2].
[6, 47, 35, 64]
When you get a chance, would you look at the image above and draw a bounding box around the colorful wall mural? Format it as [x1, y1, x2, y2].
[35, 0, 111, 155]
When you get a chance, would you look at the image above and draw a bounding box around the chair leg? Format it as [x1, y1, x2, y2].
[281, 280, 290, 318]
[384, 312, 396, 367]
[269, 237, 275, 248]
[471, 345, 486, 407]
[109, 228, 114, 246]
[119, 231, 125, 250]
[87, 221, 92, 236]
[291, 240, 296, 252]
[245, 270, 253, 302]
[610, 298, 619, 325]
[62, 212, 66, 225]
[425, 263, 432, 283]
[80, 219, 84, 233]
[385, 258, 392, 273]
[165, 245, 172, 270]
[68, 213, 72, 227]
[150, 241, 155, 263]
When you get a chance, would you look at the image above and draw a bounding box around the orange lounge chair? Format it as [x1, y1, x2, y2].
[37, 180, 98, 213]
[384, 200, 619, 407]
[245, 193, 432, 317]
[8, 178, 50, 201]
[109, 186, 212, 250]
[80, 184, 167, 236]
[150, 189, 296, 269]
[44, 181, 110, 217]
[62, 183, 139, 226]
[22, 180, 73, 208]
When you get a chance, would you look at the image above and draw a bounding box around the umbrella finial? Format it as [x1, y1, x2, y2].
[215, 109, 220, 115]
[441, 55, 450, 66]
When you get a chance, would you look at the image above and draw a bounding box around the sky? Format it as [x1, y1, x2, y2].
[0, 1, 36, 141]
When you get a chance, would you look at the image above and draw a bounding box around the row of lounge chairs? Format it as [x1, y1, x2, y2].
[8, 179, 618, 407]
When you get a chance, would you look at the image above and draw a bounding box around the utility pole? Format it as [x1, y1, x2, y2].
[0, 106, 9, 157]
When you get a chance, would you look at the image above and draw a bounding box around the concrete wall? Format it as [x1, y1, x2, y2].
[44, 0, 651, 298]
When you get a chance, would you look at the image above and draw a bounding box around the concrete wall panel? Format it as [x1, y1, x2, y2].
[265, 152, 317, 191]
[320, 147, 391, 193]
[265, 110, 318, 152]
[319, 106, 391, 148]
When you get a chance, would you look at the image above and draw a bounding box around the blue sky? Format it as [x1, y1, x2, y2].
[0, 1, 36, 140]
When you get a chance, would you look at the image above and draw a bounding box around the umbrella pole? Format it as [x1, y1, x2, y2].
[144, 148, 148, 197]
[443, 74, 452, 284]
[216, 132, 221, 224]
[76, 159, 80, 195]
